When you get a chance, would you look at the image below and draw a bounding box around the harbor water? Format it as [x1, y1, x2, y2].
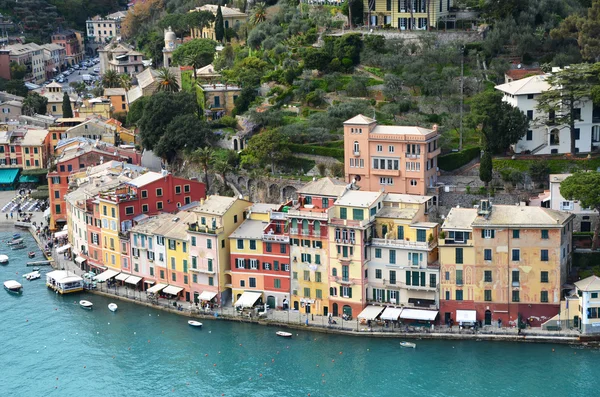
[1, 230, 599, 396]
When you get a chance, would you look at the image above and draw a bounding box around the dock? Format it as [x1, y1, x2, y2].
[27, 260, 54, 266]
[14, 221, 32, 228]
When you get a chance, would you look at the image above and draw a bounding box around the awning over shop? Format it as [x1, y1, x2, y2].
[54, 230, 68, 239]
[456, 310, 477, 323]
[125, 275, 142, 285]
[199, 291, 218, 301]
[147, 283, 167, 294]
[144, 280, 155, 285]
[75, 256, 86, 264]
[234, 291, 262, 308]
[381, 307, 403, 321]
[163, 285, 184, 295]
[44, 208, 51, 218]
[399, 308, 438, 321]
[357, 305, 385, 320]
[94, 269, 120, 282]
[115, 273, 130, 281]
[56, 244, 72, 254]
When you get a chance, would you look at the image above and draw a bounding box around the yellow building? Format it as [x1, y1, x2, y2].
[201, 84, 241, 120]
[363, 0, 454, 30]
[77, 98, 112, 119]
[97, 196, 122, 271]
[189, 5, 247, 40]
[104, 88, 129, 113]
[188, 195, 252, 306]
[328, 190, 386, 318]
[544, 276, 600, 334]
[439, 200, 573, 328]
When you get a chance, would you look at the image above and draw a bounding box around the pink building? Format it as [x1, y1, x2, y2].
[343, 114, 441, 195]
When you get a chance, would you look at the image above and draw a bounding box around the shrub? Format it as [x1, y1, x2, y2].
[437, 147, 480, 171]
[31, 190, 49, 200]
[316, 163, 327, 176]
[329, 162, 344, 177]
[288, 143, 344, 161]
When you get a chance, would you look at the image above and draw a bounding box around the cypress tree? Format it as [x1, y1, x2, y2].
[479, 150, 492, 187]
[215, 5, 224, 42]
[62, 92, 73, 118]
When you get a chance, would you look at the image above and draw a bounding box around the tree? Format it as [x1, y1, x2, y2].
[0, 79, 27, 97]
[479, 150, 492, 187]
[561, 172, 600, 250]
[190, 147, 213, 193]
[119, 74, 132, 110]
[138, 91, 197, 150]
[215, 5, 224, 42]
[244, 129, 290, 173]
[213, 159, 232, 190]
[251, 2, 267, 25]
[172, 39, 217, 80]
[536, 63, 599, 155]
[70, 81, 87, 98]
[469, 90, 529, 153]
[10, 62, 27, 80]
[529, 161, 550, 187]
[22, 92, 48, 116]
[343, 0, 364, 27]
[185, 10, 215, 35]
[156, 67, 180, 92]
[126, 96, 149, 127]
[154, 114, 216, 163]
[102, 70, 120, 88]
[579, 0, 600, 61]
[62, 92, 73, 118]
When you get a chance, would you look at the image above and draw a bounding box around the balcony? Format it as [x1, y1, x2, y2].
[188, 224, 223, 235]
[405, 152, 421, 159]
[262, 233, 290, 243]
[371, 238, 436, 250]
[190, 267, 215, 274]
[371, 168, 400, 177]
[287, 208, 331, 220]
[427, 147, 441, 159]
[330, 217, 370, 228]
[353, 150, 360, 156]
[334, 276, 354, 286]
[381, 278, 438, 292]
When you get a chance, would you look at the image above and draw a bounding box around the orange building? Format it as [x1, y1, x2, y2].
[343, 114, 441, 195]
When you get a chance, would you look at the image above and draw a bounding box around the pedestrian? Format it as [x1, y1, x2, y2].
[10, 212, 13, 218]
[4, 213, 7, 220]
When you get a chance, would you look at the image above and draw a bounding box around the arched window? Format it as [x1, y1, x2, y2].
[332, 268, 337, 276]
[353, 141, 359, 153]
[359, 128, 362, 133]
[350, 128, 354, 133]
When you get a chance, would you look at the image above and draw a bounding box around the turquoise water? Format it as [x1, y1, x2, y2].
[1, 229, 599, 396]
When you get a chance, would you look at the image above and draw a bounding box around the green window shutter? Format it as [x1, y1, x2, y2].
[481, 230, 485, 238]
[491, 230, 495, 238]
[412, 271, 419, 286]
[420, 272, 425, 286]
[340, 208, 347, 219]
[372, 288, 377, 300]
[348, 287, 352, 298]
[406, 270, 411, 285]
[386, 289, 390, 303]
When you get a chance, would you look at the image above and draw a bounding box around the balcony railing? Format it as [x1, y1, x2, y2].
[188, 224, 223, 235]
[353, 150, 360, 156]
[427, 147, 441, 159]
[334, 276, 354, 286]
[406, 153, 421, 159]
[262, 233, 290, 243]
[190, 267, 215, 274]
[371, 238, 436, 250]
[287, 208, 331, 220]
[330, 217, 370, 228]
[381, 278, 438, 291]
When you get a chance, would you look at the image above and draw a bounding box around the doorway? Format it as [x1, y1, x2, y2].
[305, 304, 311, 314]
[333, 303, 339, 316]
[581, 221, 591, 232]
[267, 295, 276, 309]
[485, 310, 492, 326]
[293, 301, 299, 310]
[185, 292, 190, 302]
[343, 305, 352, 317]
[323, 306, 328, 316]
[194, 292, 200, 304]
[444, 312, 451, 325]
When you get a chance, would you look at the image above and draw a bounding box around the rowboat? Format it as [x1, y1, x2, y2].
[400, 341, 416, 348]
[79, 300, 93, 309]
[108, 303, 118, 312]
[4, 280, 22, 294]
[28, 251, 35, 258]
[188, 320, 202, 327]
[0, 254, 8, 264]
[276, 331, 292, 338]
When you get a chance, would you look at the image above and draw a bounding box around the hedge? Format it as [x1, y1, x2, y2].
[573, 252, 600, 269]
[438, 147, 480, 171]
[288, 143, 344, 161]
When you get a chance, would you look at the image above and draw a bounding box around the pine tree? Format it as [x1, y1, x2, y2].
[62, 92, 73, 118]
[215, 5, 224, 42]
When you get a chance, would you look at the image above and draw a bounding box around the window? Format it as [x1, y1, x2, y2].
[484, 249, 492, 261]
[352, 209, 364, 221]
[249, 278, 256, 288]
[316, 289, 323, 299]
[526, 130, 532, 140]
[265, 242, 272, 252]
[388, 145, 394, 153]
[168, 239, 176, 250]
[560, 201, 573, 210]
[342, 286, 352, 298]
[304, 270, 310, 281]
[484, 270, 492, 282]
[389, 249, 396, 264]
[339, 208, 347, 219]
[541, 271, 549, 283]
[592, 292, 598, 299]
[375, 248, 381, 258]
[172, 273, 176, 282]
[541, 291, 548, 303]
[207, 259, 213, 272]
[141, 190, 148, 198]
[455, 248, 463, 264]
[234, 215, 238, 223]
[184, 185, 190, 193]
[397, 226, 404, 240]
[429, 274, 436, 288]
[377, 144, 383, 152]
[125, 206, 134, 215]
[156, 201, 163, 210]
[482, 229, 495, 239]
[175, 185, 181, 194]
[513, 230, 520, 239]
[526, 110, 533, 120]
[456, 290, 463, 301]
[142, 204, 149, 213]
[342, 265, 349, 281]
[512, 270, 520, 283]
[237, 239, 243, 249]
[456, 270, 463, 285]
[512, 290, 520, 302]
[375, 269, 382, 279]
[416, 229, 426, 242]
[445, 271, 449, 281]
[250, 259, 258, 269]
[484, 290, 492, 301]
[353, 141, 359, 153]
[541, 230, 549, 239]
[512, 249, 520, 261]
[240, 280, 245, 287]
[156, 188, 163, 197]
[249, 240, 256, 250]
[304, 288, 311, 298]
[315, 272, 321, 283]
[541, 250, 549, 261]
[389, 270, 396, 284]
[274, 279, 281, 289]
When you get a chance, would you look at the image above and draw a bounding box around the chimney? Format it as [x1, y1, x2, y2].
[432, 124, 438, 132]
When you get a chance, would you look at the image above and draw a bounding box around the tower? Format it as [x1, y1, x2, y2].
[163, 27, 176, 67]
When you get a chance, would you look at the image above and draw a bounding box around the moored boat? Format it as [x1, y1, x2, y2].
[400, 341, 416, 348]
[28, 251, 35, 258]
[0, 254, 8, 264]
[79, 300, 93, 309]
[4, 280, 22, 294]
[188, 320, 202, 327]
[12, 233, 21, 239]
[11, 243, 26, 250]
[108, 303, 118, 312]
[276, 331, 292, 338]
[7, 238, 23, 245]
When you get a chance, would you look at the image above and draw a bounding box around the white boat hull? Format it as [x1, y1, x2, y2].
[276, 331, 292, 338]
[188, 320, 202, 327]
[400, 342, 416, 348]
[108, 303, 118, 312]
[79, 300, 93, 309]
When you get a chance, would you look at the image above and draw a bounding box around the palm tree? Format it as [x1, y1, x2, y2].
[213, 159, 232, 191]
[102, 69, 120, 88]
[191, 147, 213, 193]
[156, 67, 180, 92]
[119, 73, 132, 111]
[251, 2, 267, 26]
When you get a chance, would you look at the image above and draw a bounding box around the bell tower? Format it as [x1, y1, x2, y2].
[163, 27, 176, 67]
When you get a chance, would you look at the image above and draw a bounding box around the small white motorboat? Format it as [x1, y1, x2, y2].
[276, 331, 292, 338]
[400, 341, 416, 348]
[108, 303, 118, 312]
[26, 271, 40, 281]
[188, 320, 202, 327]
[79, 300, 93, 309]
[0, 254, 8, 264]
[4, 280, 22, 294]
